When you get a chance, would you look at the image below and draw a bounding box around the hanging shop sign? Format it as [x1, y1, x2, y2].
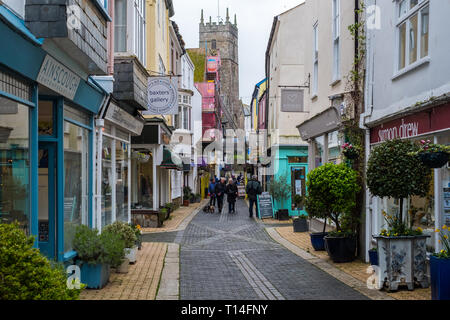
[144, 77, 178, 115]
[104, 101, 144, 136]
[37, 55, 81, 100]
[370, 103, 450, 144]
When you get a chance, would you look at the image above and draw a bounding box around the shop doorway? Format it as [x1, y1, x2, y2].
[38, 142, 57, 259]
[290, 166, 307, 216]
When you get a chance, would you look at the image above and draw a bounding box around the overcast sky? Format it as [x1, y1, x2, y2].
[172, 0, 305, 105]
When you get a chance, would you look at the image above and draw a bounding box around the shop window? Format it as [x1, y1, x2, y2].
[328, 130, 341, 163]
[288, 156, 308, 164]
[38, 100, 54, 136]
[64, 103, 90, 126]
[314, 135, 324, 167]
[101, 136, 113, 229]
[439, 135, 450, 229]
[115, 140, 129, 222]
[291, 167, 306, 208]
[114, 0, 127, 53]
[0, 98, 30, 235]
[135, 153, 153, 208]
[64, 121, 89, 252]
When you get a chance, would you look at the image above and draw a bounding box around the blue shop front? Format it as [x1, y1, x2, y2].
[0, 7, 108, 262]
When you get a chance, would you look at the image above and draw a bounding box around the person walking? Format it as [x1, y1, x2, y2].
[226, 178, 238, 214]
[215, 177, 226, 213]
[246, 175, 262, 218]
[208, 178, 217, 208]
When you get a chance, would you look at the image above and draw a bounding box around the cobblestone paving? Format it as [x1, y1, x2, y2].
[178, 199, 368, 300]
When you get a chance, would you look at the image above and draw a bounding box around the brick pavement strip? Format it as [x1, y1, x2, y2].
[80, 242, 167, 300]
[272, 226, 431, 300]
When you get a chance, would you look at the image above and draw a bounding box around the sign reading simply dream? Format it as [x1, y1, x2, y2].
[144, 77, 178, 115]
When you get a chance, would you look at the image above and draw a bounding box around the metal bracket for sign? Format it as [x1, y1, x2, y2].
[278, 74, 311, 93]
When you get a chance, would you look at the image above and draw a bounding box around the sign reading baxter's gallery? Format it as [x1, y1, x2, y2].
[143, 77, 178, 115]
[37, 55, 81, 100]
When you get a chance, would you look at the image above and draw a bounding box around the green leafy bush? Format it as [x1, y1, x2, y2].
[305, 163, 360, 233]
[367, 139, 432, 224]
[99, 230, 125, 268]
[72, 225, 103, 264]
[268, 175, 291, 208]
[0, 223, 82, 300]
[102, 221, 137, 248]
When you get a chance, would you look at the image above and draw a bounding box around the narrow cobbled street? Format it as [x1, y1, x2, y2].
[144, 199, 367, 300]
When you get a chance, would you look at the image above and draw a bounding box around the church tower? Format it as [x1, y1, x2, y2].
[199, 8, 242, 129]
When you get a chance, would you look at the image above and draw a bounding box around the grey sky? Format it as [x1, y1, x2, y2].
[172, 0, 304, 105]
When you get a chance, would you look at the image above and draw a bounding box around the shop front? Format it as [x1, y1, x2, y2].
[0, 8, 109, 262]
[95, 99, 144, 231]
[368, 101, 450, 254]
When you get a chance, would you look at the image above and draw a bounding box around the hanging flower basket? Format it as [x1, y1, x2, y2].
[341, 143, 359, 160]
[418, 152, 449, 168]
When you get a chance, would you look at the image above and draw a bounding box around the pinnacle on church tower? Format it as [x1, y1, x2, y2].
[200, 9, 204, 24]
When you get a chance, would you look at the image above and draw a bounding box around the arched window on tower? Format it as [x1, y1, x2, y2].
[211, 40, 217, 50]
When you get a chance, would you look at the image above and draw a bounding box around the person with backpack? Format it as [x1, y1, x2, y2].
[215, 177, 227, 213]
[225, 178, 238, 214]
[246, 175, 262, 218]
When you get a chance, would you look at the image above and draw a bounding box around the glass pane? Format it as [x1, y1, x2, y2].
[64, 121, 89, 252]
[421, 6, 429, 58]
[101, 136, 113, 229]
[399, 0, 407, 17]
[399, 23, 406, 69]
[135, 154, 153, 208]
[38, 100, 53, 136]
[114, 0, 127, 52]
[0, 99, 30, 235]
[288, 156, 308, 164]
[116, 140, 129, 223]
[64, 103, 90, 126]
[410, 0, 418, 9]
[314, 135, 324, 167]
[328, 131, 340, 163]
[409, 14, 418, 64]
[291, 167, 306, 209]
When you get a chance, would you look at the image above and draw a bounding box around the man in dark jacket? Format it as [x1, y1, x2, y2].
[246, 175, 262, 218]
[215, 177, 226, 213]
[226, 178, 238, 213]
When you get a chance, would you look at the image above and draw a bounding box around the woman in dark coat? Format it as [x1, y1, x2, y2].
[225, 178, 238, 214]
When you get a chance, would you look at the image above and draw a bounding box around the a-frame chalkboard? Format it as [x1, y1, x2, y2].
[257, 192, 274, 219]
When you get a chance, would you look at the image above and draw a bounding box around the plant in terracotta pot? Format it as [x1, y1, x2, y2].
[268, 175, 291, 221]
[367, 139, 432, 291]
[408, 139, 450, 168]
[430, 226, 450, 300]
[183, 186, 192, 206]
[305, 163, 360, 258]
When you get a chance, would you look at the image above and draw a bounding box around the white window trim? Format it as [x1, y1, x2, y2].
[133, 0, 146, 65]
[312, 22, 319, 97]
[395, 0, 430, 74]
[332, 0, 340, 82]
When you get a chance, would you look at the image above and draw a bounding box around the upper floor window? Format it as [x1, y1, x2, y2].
[332, 0, 340, 81]
[114, 0, 127, 52]
[397, 0, 429, 71]
[211, 40, 217, 50]
[3, 0, 25, 18]
[312, 22, 319, 96]
[134, 0, 146, 65]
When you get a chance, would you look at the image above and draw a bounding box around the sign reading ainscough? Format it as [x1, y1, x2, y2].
[37, 55, 81, 100]
[144, 77, 178, 115]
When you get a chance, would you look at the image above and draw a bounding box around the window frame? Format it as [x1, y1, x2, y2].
[332, 0, 340, 82]
[395, 0, 430, 73]
[312, 22, 319, 97]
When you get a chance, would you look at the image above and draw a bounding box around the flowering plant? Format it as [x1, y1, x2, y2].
[378, 210, 423, 237]
[341, 142, 360, 159]
[434, 225, 450, 259]
[408, 140, 450, 155]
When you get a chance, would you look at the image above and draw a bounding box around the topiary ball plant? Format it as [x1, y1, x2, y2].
[0, 223, 83, 300]
[305, 163, 360, 234]
[102, 221, 137, 249]
[367, 139, 432, 223]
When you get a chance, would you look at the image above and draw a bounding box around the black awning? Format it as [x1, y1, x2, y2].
[160, 146, 183, 171]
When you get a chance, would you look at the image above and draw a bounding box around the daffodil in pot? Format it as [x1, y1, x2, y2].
[367, 139, 432, 291]
[430, 226, 450, 300]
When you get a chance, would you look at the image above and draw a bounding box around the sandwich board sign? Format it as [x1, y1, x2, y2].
[257, 192, 274, 219]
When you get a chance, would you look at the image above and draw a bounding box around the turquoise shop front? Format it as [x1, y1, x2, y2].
[271, 145, 308, 217]
[0, 10, 107, 262]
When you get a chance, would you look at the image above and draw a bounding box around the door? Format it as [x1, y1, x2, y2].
[38, 142, 56, 259]
[291, 166, 307, 216]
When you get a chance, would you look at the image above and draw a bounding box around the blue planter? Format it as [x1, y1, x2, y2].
[368, 250, 379, 266]
[310, 232, 328, 251]
[80, 263, 110, 289]
[430, 255, 450, 300]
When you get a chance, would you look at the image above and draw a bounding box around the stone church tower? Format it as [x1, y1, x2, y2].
[199, 8, 243, 129]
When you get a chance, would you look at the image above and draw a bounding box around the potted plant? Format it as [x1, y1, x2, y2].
[367, 139, 432, 291]
[159, 208, 168, 227]
[430, 226, 450, 300]
[368, 247, 379, 266]
[195, 193, 202, 202]
[73, 225, 125, 289]
[131, 224, 142, 250]
[305, 163, 360, 258]
[409, 139, 450, 168]
[341, 142, 360, 160]
[268, 175, 291, 221]
[292, 195, 308, 232]
[183, 186, 192, 206]
[103, 221, 138, 266]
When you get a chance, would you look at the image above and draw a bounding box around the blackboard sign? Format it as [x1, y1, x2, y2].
[39, 220, 49, 242]
[257, 192, 274, 219]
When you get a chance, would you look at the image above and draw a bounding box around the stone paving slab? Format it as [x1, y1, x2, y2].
[156, 243, 180, 300]
[80, 242, 167, 300]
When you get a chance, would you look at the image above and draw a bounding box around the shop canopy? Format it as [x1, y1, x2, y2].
[160, 146, 183, 171]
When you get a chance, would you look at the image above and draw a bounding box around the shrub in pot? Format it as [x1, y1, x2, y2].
[292, 195, 308, 232]
[305, 163, 360, 257]
[183, 186, 192, 206]
[367, 139, 432, 291]
[0, 223, 83, 299]
[103, 221, 137, 266]
[430, 227, 450, 300]
[268, 175, 291, 221]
